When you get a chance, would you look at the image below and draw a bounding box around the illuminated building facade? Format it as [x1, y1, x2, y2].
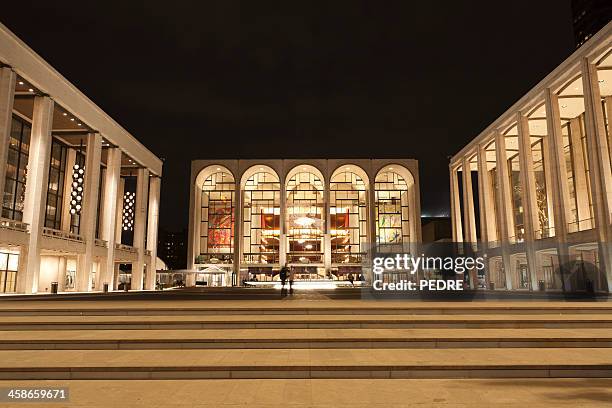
[0, 23, 162, 294]
[188, 159, 421, 286]
[450, 22, 612, 292]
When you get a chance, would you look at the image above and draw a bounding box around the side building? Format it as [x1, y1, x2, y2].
[188, 159, 421, 286]
[449, 21, 612, 293]
[0, 23, 162, 294]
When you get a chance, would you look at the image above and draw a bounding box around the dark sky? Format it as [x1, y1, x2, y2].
[2, 1, 576, 230]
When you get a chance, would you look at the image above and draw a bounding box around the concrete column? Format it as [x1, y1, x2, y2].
[17, 96, 54, 294]
[100, 148, 121, 290]
[115, 178, 125, 244]
[494, 130, 514, 290]
[76, 133, 102, 292]
[545, 89, 572, 238]
[132, 167, 149, 290]
[461, 156, 478, 289]
[0, 67, 16, 203]
[97, 168, 106, 239]
[323, 181, 330, 277]
[279, 180, 287, 267]
[461, 157, 477, 243]
[477, 143, 497, 244]
[541, 135, 556, 235]
[145, 176, 160, 290]
[449, 165, 463, 242]
[232, 182, 241, 285]
[569, 117, 591, 228]
[517, 112, 540, 291]
[60, 149, 76, 232]
[582, 58, 612, 289]
[57, 256, 67, 292]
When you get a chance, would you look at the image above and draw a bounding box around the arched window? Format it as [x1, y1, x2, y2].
[242, 169, 280, 264]
[199, 170, 235, 263]
[286, 168, 324, 264]
[330, 168, 367, 264]
[375, 167, 412, 250]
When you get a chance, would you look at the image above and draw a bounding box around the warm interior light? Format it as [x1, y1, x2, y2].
[18, 81, 24, 85]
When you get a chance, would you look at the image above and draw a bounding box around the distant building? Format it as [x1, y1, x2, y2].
[421, 217, 452, 243]
[158, 229, 187, 270]
[572, 0, 612, 47]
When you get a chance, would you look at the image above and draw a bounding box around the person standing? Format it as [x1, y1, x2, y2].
[279, 266, 289, 296]
[348, 273, 355, 287]
[289, 267, 295, 295]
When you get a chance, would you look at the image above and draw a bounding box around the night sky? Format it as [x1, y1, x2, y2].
[2, 1, 576, 231]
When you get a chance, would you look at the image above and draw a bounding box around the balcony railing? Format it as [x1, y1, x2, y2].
[42, 227, 84, 242]
[115, 243, 137, 253]
[534, 227, 555, 240]
[567, 218, 594, 233]
[0, 217, 29, 232]
[331, 252, 366, 264]
[243, 252, 279, 264]
[287, 251, 324, 264]
[195, 253, 234, 264]
[94, 238, 108, 248]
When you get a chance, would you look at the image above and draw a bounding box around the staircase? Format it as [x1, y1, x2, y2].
[0, 300, 611, 380]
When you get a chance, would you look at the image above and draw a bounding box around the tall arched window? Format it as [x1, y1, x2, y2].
[242, 169, 280, 265]
[375, 167, 412, 250]
[199, 170, 235, 263]
[286, 168, 324, 264]
[330, 168, 367, 265]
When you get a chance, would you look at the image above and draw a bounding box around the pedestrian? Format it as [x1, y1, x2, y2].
[348, 273, 354, 287]
[279, 265, 289, 295]
[289, 267, 295, 295]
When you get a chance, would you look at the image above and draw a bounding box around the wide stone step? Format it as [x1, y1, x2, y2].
[1, 314, 611, 330]
[0, 348, 610, 379]
[1, 328, 611, 349]
[2, 300, 612, 316]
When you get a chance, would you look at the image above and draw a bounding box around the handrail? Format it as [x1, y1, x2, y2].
[42, 227, 84, 242]
[115, 243, 137, 253]
[0, 217, 29, 232]
[94, 238, 108, 248]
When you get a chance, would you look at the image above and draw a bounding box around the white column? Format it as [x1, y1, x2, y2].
[132, 167, 149, 290]
[100, 148, 121, 290]
[477, 143, 497, 244]
[545, 89, 571, 238]
[323, 179, 331, 277]
[18, 96, 54, 294]
[449, 165, 463, 242]
[115, 178, 125, 244]
[60, 149, 76, 232]
[517, 112, 540, 291]
[76, 133, 102, 292]
[232, 182, 241, 285]
[279, 180, 287, 267]
[582, 58, 612, 289]
[0, 67, 16, 201]
[494, 130, 514, 290]
[145, 176, 160, 290]
[461, 157, 477, 243]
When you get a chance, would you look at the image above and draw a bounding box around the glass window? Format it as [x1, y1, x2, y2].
[286, 170, 324, 264]
[199, 170, 235, 264]
[44, 139, 68, 230]
[3, 116, 31, 221]
[330, 170, 367, 264]
[242, 170, 280, 265]
[375, 170, 411, 251]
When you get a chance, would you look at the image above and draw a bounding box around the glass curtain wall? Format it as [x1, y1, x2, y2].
[242, 171, 280, 265]
[44, 139, 68, 230]
[504, 129, 524, 242]
[374, 171, 410, 251]
[199, 171, 235, 263]
[286, 171, 324, 264]
[330, 170, 367, 265]
[3, 116, 30, 221]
